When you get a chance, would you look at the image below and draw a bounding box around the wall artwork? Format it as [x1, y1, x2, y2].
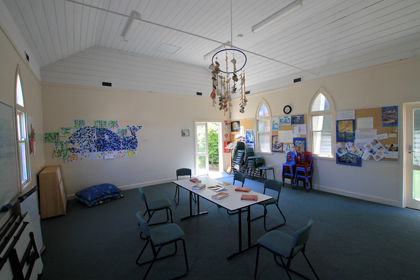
[381, 106, 398, 127]
[246, 129, 254, 149]
[73, 119, 86, 129]
[291, 114, 304, 124]
[293, 137, 306, 152]
[28, 115, 36, 156]
[272, 117, 279, 130]
[45, 120, 142, 162]
[272, 136, 283, 152]
[59, 127, 73, 136]
[336, 120, 355, 142]
[279, 116, 291, 126]
[231, 121, 240, 132]
[44, 132, 59, 143]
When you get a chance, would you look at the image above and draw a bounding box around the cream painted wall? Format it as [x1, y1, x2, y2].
[231, 56, 420, 207]
[0, 25, 45, 194]
[41, 84, 229, 196]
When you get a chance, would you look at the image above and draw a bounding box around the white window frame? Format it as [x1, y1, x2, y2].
[255, 99, 272, 153]
[309, 88, 335, 158]
[15, 66, 31, 189]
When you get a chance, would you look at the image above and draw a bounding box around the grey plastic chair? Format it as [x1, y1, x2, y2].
[136, 211, 189, 280]
[250, 179, 286, 231]
[254, 220, 319, 280]
[174, 168, 192, 205]
[138, 188, 173, 227]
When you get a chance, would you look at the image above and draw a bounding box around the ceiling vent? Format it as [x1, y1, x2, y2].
[102, 82, 112, 87]
[196, 92, 202, 96]
[293, 77, 302, 83]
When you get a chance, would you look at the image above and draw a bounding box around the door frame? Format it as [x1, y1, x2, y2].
[194, 121, 223, 175]
[404, 102, 420, 209]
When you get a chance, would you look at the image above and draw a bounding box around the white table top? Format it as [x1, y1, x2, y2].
[173, 177, 272, 211]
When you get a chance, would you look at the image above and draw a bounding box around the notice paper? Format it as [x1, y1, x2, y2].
[356, 117, 374, 129]
[293, 124, 306, 135]
[278, 130, 294, 143]
[336, 110, 355, 120]
[376, 133, 388, 140]
[356, 129, 377, 140]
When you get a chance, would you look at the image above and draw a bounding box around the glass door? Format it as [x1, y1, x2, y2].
[195, 122, 222, 175]
[405, 102, 420, 210]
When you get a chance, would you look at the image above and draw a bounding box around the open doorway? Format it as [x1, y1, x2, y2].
[195, 122, 223, 176]
[404, 102, 420, 210]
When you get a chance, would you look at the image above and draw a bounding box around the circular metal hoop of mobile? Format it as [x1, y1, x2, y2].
[212, 48, 247, 74]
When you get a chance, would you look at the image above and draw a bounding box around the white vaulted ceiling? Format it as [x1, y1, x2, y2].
[2, 0, 420, 95]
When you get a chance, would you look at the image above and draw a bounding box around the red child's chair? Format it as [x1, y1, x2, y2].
[282, 151, 298, 187]
[294, 151, 313, 191]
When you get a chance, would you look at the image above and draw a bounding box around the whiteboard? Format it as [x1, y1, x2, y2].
[0, 101, 19, 207]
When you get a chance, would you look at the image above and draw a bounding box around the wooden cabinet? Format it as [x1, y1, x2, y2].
[39, 165, 67, 219]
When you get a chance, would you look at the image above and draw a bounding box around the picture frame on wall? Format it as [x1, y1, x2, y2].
[381, 106, 398, 127]
[181, 129, 190, 137]
[293, 137, 306, 152]
[336, 120, 355, 142]
[272, 136, 283, 152]
[291, 114, 304, 124]
[231, 121, 240, 132]
[336, 153, 362, 167]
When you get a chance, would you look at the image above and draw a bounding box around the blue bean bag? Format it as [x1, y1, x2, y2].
[75, 183, 123, 207]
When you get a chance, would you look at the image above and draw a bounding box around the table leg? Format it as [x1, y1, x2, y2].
[180, 190, 208, 221]
[227, 206, 257, 260]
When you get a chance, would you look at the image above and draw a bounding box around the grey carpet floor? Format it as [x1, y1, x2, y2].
[40, 175, 420, 280]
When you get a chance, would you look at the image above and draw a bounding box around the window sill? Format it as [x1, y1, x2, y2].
[313, 154, 334, 161]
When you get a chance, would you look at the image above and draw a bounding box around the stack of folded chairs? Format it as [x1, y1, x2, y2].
[231, 142, 245, 173]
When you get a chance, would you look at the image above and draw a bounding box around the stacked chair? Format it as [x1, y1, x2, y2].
[294, 151, 313, 191]
[231, 142, 245, 173]
[282, 151, 298, 187]
[256, 157, 276, 180]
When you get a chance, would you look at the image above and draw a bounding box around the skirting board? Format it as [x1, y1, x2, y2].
[314, 184, 401, 208]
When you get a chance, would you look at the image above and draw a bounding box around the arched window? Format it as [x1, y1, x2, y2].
[310, 90, 334, 156]
[256, 100, 271, 153]
[16, 67, 30, 187]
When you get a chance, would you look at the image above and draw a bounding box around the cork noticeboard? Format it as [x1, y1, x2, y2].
[272, 115, 307, 153]
[354, 107, 398, 162]
[230, 119, 254, 142]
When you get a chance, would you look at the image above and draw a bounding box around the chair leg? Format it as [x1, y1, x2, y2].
[170, 239, 189, 280]
[254, 245, 261, 280]
[174, 185, 179, 205]
[274, 254, 318, 280]
[263, 204, 286, 232]
[302, 251, 320, 280]
[136, 239, 188, 280]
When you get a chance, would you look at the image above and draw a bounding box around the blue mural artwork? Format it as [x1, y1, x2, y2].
[68, 125, 142, 154]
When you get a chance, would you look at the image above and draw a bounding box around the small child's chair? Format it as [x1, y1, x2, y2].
[282, 151, 298, 187]
[294, 151, 313, 191]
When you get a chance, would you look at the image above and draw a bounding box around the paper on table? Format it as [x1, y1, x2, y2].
[356, 129, 377, 140]
[336, 110, 355, 120]
[357, 117, 374, 129]
[278, 130, 294, 143]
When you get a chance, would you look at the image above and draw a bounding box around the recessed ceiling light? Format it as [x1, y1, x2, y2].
[157, 43, 180, 54]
